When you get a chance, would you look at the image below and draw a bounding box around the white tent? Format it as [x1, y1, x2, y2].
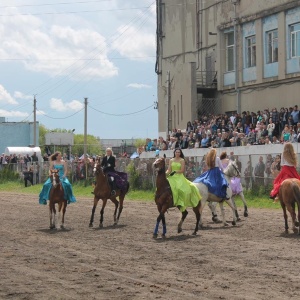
[4, 147, 43, 160]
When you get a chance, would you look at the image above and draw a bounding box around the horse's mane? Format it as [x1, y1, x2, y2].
[206, 149, 216, 169]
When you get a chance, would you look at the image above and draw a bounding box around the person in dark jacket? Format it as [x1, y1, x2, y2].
[101, 148, 117, 195]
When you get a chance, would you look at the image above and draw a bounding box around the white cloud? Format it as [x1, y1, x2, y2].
[14, 91, 33, 100]
[127, 83, 152, 89]
[0, 85, 18, 105]
[50, 98, 84, 112]
[111, 24, 155, 61]
[0, 9, 118, 80]
[0, 109, 28, 117]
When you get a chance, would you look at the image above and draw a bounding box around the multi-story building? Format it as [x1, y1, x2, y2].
[156, 0, 300, 137]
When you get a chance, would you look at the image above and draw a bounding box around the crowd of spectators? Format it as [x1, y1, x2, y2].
[144, 105, 300, 152]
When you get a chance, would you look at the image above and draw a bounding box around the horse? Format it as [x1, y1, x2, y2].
[89, 159, 129, 228]
[152, 156, 201, 238]
[193, 160, 240, 227]
[49, 169, 67, 230]
[278, 178, 300, 234]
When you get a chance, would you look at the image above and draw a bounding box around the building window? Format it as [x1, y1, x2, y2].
[267, 30, 278, 63]
[246, 36, 256, 67]
[290, 23, 300, 58]
[225, 31, 234, 72]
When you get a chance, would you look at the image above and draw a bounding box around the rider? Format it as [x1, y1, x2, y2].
[193, 148, 229, 200]
[101, 148, 117, 196]
[39, 151, 76, 205]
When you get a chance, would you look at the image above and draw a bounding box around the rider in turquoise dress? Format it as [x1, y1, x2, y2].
[166, 148, 201, 212]
[39, 151, 76, 205]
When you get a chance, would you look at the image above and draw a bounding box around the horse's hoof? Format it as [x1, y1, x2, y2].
[99, 224, 103, 228]
[237, 217, 241, 222]
[153, 233, 158, 239]
[113, 222, 118, 226]
[192, 231, 197, 236]
[244, 212, 248, 217]
[295, 221, 299, 227]
[60, 225, 65, 229]
[292, 228, 298, 234]
[232, 221, 237, 226]
[223, 222, 229, 227]
[89, 223, 93, 228]
[177, 227, 182, 234]
[161, 234, 166, 239]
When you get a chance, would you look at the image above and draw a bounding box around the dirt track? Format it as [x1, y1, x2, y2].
[0, 192, 299, 300]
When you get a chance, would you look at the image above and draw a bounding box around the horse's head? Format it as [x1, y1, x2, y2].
[93, 159, 104, 176]
[153, 157, 166, 173]
[50, 169, 60, 187]
[223, 160, 240, 178]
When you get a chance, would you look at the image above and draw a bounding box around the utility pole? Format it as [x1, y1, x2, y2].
[84, 97, 88, 185]
[33, 95, 37, 147]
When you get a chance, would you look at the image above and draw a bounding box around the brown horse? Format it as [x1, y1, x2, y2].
[89, 159, 129, 228]
[152, 156, 201, 238]
[278, 178, 300, 234]
[49, 169, 67, 230]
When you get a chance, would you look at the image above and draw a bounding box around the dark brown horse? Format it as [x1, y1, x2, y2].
[49, 169, 67, 229]
[278, 178, 300, 234]
[89, 159, 129, 228]
[152, 156, 201, 238]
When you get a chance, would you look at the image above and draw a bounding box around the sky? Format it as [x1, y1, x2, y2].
[0, 0, 158, 140]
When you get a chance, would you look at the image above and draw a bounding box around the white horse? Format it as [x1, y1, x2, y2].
[193, 160, 240, 227]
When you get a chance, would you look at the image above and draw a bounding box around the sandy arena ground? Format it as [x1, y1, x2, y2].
[0, 192, 299, 300]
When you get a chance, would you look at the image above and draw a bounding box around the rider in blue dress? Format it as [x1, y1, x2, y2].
[39, 151, 76, 205]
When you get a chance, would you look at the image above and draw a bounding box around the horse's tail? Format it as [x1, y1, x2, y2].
[291, 180, 300, 206]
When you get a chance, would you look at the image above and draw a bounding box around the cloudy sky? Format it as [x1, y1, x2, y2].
[0, 0, 158, 140]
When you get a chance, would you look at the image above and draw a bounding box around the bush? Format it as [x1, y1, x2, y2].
[126, 162, 140, 190]
[0, 167, 20, 183]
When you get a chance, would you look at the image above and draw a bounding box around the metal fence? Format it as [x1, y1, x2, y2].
[3, 151, 293, 192]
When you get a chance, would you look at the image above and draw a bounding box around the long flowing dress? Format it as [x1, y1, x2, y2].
[221, 160, 242, 195]
[167, 161, 201, 212]
[39, 164, 77, 205]
[270, 156, 300, 197]
[193, 157, 228, 199]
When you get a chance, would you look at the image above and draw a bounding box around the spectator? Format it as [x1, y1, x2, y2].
[244, 161, 252, 190]
[23, 166, 33, 187]
[254, 156, 265, 188]
[291, 105, 299, 126]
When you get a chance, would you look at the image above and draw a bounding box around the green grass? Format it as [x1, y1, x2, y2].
[0, 181, 281, 209]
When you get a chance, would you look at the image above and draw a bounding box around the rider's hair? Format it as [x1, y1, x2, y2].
[206, 148, 216, 169]
[50, 151, 61, 161]
[219, 151, 227, 160]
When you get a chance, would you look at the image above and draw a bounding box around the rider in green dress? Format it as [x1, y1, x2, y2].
[166, 148, 201, 212]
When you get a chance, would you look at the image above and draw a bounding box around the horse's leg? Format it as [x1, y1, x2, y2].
[208, 202, 220, 223]
[177, 209, 188, 233]
[219, 202, 228, 226]
[99, 199, 108, 228]
[161, 214, 167, 238]
[297, 201, 300, 235]
[192, 202, 201, 235]
[61, 201, 67, 229]
[224, 198, 237, 226]
[231, 195, 241, 221]
[116, 195, 125, 225]
[280, 201, 289, 232]
[49, 202, 53, 229]
[57, 201, 62, 229]
[198, 198, 207, 229]
[153, 205, 167, 238]
[286, 202, 297, 233]
[89, 197, 99, 227]
[238, 188, 248, 217]
[110, 197, 119, 225]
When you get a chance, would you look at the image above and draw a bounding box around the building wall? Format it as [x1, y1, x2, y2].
[156, 0, 300, 131]
[0, 122, 39, 153]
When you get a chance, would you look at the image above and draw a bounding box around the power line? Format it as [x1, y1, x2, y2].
[36, 107, 84, 119]
[88, 104, 153, 116]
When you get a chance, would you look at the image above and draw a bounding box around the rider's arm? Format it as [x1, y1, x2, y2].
[166, 159, 173, 175]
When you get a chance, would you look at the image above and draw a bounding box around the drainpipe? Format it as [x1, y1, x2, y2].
[166, 70, 170, 138]
[233, 0, 240, 113]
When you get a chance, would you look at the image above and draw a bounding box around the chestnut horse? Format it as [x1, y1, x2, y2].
[89, 159, 129, 228]
[49, 169, 67, 229]
[152, 156, 201, 238]
[278, 178, 300, 234]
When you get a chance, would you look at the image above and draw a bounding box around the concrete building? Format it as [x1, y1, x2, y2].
[0, 118, 39, 153]
[156, 0, 300, 137]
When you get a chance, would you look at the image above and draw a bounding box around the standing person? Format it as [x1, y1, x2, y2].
[23, 166, 33, 187]
[270, 154, 281, 179]
[193, 148, 229, 199]
[31, 152, 39, 184]
[166, 148, 201, 212]
[254, 156, 265, 188]
[244, 161, 252, 191]
[39, 151, 76, 205]
[270, 143, 300, 200]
